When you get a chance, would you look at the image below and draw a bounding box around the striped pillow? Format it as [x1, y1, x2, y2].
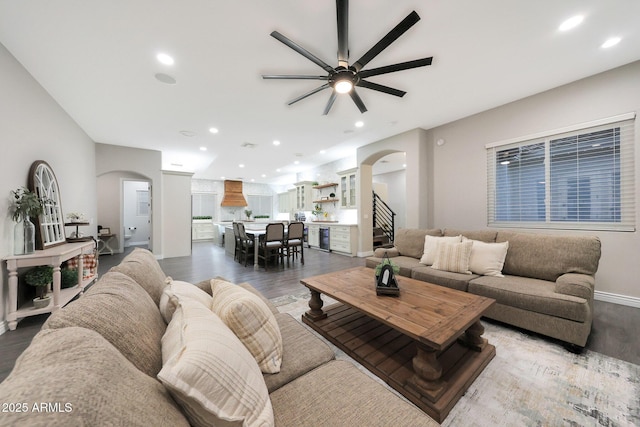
[158, 300, 274, 427]
[431, 240, 473, 274]
[210, 279, 283, 374]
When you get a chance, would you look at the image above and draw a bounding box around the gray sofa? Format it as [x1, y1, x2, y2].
[0, 248, 437, 427]
[365, 228, 601, 349]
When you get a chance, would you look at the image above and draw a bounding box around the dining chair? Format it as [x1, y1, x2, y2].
[232, 222, 242, 262]
[258, 223, 285, 270]
[284, 221, 304, 266]
[237, 222, 255, 267]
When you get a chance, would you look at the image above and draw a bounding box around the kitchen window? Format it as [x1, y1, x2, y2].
[486, 113, 635, 231]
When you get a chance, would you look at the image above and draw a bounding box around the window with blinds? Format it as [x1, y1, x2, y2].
[192, 193, 217, 219]
[486, 113, 635, 231]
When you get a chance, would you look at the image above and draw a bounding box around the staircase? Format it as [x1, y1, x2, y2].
[372, 191, 395, 249]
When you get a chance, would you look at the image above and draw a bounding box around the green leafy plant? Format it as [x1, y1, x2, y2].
[374, 258, 400, 277]
[25, 265, 53, 299]
[244, 209, 253, 220]
[311, 204, 323, 217]
[9, 187, 46, 221]
[192, 216, 212, 220]
[253, 215, 270, 219]
[61, 268, 78, 289]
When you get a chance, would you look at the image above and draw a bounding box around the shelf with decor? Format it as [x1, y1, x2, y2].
[312, 183, 338, 190]
[3, 240, 98, 331]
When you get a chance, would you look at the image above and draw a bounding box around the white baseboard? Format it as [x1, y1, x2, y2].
[357, 250, 374, 257]
[0, 320, 8, 336]
[594, 290, 640, 308]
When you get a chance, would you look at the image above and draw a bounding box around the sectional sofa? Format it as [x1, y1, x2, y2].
[366, 228, 601, 349]
[0, 248, 437, 427]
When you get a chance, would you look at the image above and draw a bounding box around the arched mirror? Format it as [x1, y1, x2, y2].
[28, 160, 66, 249]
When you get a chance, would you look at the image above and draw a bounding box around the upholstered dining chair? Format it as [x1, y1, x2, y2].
[236, 222, 255, 267]
[258, 223, 285, 270]
[232, 222, 242, 262]
[284, 221, 304, 266]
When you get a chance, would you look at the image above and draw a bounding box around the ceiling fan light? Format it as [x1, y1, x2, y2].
[335, 80, 353, 94]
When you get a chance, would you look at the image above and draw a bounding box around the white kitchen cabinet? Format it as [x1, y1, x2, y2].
[307, 224, 320, 247]
[295, 181, 314, 211]
[329, 224, 358, 256]
[192, 219, 215, 241]
[337, 168, 357, 208]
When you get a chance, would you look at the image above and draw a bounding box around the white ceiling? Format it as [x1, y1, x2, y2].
[1, 1, 639, 185]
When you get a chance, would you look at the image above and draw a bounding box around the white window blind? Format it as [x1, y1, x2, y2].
[192, 193, 217, 219]
[487, 114, 635, 231]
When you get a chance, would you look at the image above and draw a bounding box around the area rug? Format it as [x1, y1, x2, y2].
[270, 291, 640, 427]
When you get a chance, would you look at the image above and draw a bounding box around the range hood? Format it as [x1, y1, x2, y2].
[220, 180, 248, 207]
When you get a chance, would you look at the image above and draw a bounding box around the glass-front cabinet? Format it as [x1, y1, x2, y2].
[337, 168, 357, 208]
[294, 181, 313, 211]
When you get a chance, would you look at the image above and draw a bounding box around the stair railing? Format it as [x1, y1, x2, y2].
[372, 191, 396, 245]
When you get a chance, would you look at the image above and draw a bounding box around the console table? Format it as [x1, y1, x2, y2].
[4, 240, 98, 331]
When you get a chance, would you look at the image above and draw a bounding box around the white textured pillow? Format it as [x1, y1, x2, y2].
[420, 235, 462, 265]
[158, 300, 274, 427]
[210, 279, 283, 374]
[159, 278, 213, 323]
[431, 240, 473, 274]
[465, 239, 509, 277]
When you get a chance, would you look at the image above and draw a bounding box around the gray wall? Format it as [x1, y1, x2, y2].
[0, 43, 97, 331]
[427, 60, 640, 302]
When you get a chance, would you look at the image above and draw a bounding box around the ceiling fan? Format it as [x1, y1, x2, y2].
[262, 0, 433, 115]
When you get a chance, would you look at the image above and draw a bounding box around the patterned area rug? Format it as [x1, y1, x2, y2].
[270, 291, 640, 427]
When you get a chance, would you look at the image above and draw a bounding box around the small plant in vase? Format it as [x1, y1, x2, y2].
[311, 204, 323, 220]
[244, 209, 252, 220]
[374, 258, 400, 278]
[9, 187, 47, 255]
[25, 265, 53, 309]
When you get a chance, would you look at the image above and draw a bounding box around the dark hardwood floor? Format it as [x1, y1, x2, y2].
[1, 241, 638, 383]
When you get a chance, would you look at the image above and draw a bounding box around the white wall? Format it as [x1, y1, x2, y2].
[0, 43, 97, 332]
[162, 171, 193, 258]
[95, 143, 163, 256]
[427, 60, 640, 301]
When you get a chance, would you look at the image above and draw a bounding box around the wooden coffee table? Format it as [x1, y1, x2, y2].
[300, 266, 495, 423]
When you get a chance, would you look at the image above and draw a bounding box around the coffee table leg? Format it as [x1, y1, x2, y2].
[304, 289, 327, 321]
[458, 320, 487, 352]
[410, 344, 444, 392]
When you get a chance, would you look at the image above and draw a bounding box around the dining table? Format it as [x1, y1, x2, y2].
[243, 223, 288, 270]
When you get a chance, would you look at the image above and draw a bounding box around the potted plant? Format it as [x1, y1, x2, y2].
[244, 209, 253, 220]
[25, 265, 53, 309]
[311, 204, 323, 220]
[374, 257, 400, 278]
[9, 187, 46, 255]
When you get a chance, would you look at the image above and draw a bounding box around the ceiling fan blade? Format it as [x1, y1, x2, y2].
[262, 74, 329, 80]
[322, 91, 338, 115]
[357, 80, 406, 97]
[358, 57, 433, 78]
[287, 83, 330, 105]
[271, 31, 335, 73]
[349, 89, 368, 113]
[336, 0, 349, 65]
[352, 11, 420, 72]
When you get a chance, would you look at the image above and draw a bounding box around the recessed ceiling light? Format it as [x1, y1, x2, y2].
[261, 174, 267, 178]
[239, 164, 245, 168]
[320, 150, 326, 154]
[294, 160, 300, 165]
[402, 164, 407, 168]
[221, 176, 225, 180]
[558, 15, 584, 32]
[199, 147, 207, 151]
[209, 127, 219, 134]
[157, 53, 175, 65]
[273, 140, 281, 146]
[276, 168, 281, 172]
[155, 73, 176, 84]
[355, 121, 364, 128]
[601, 37, 621, 48]
[251, 178, 255, 182]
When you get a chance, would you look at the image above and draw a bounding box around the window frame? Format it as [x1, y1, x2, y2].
[486, 113, 636, 232]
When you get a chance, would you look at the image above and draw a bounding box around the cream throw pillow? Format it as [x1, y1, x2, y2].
[420, 235, 462, 265]
[158, 300, 274, 427]
[465, 238, 509, 277]
[431, 240, 473, 274]
[159, 278, 213, 324]
[210, 279, 283, 374]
